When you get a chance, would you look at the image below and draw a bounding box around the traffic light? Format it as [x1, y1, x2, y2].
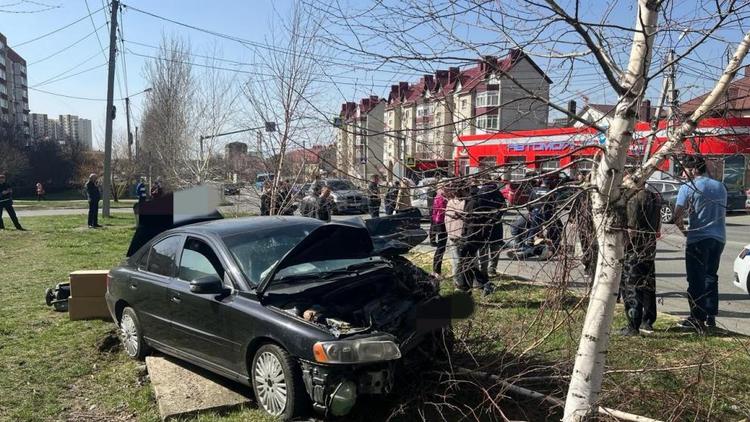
[110, 105, 117, 120]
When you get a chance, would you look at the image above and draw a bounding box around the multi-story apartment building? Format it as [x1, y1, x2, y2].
[380, 49, 551, 177]
[29, 113, 93, 148]
[78, 118, 92, 149]
[335, 96, 385, 182]
[0, 32, 30, 138]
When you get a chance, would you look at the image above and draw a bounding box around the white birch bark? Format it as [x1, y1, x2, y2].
[563, 1, 659, 420]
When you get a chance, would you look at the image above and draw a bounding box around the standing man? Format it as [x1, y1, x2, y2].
[135, 177, 148, 204]
[618, 176, 661, 336]
[150, 177, 164, 199]
[367, 174, 381, 218]
[86, 173, 102, 228]
[317, 187, 335, 222]
[478, 177, 507, 277]
[0, 174, 26, 230]
[35, 182, 45, 201]
[674, 156, 727, 332]
[384, 181, 399, 215]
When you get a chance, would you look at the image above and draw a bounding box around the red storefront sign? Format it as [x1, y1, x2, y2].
[454, 117, 750, 174]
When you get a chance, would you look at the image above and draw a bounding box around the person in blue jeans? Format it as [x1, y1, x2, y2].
[674, 156, 727, 332]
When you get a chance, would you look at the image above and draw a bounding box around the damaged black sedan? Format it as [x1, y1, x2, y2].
[105, 213, 453, 419]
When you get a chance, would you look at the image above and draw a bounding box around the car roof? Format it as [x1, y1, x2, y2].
[180, 216, 324, 237]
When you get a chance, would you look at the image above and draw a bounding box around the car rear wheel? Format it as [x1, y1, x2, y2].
[660, 204, 674, 224]
[251, 344, 308, 419]
[119, 307, 149, 360]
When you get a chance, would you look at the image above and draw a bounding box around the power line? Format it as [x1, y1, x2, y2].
[26, 22, 108, 66]
[29, 86, 126, 101]
[85, 0, 109, 62]
[9, 2, 106, 48]
[32, 62, 108, 87]
[30, 45, 108, 87]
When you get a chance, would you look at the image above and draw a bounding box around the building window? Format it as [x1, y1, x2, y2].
[505, 156, 527, 180]
[540, 158, 560, 173]
[416, 104, 434, 117]
[476, 114, 499, 130]
[478, 156, 497, 171]
[475, 91, 499, 107]
[461, 99, 467, 109]
[0, 84, 5, 95]
[0, 98, 7, 108]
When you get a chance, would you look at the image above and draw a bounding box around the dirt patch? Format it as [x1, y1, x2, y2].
[96, 329, 121, 354]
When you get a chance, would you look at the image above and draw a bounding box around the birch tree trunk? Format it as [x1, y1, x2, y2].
[563, 1, 659, 420]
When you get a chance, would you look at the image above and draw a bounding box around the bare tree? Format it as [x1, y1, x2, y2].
[241, 1, 330, 214]
[305, 0, 750, 419]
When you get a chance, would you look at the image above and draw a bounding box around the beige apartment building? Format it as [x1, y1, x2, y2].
[335, 96, 386, 182]
[378, 49, 551, 178]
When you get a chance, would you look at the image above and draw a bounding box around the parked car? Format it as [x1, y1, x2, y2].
[223, 184, 242, 196]
[646, 180, 681, 223]
[106, 211, 451, 419]
[321, 179, 368, 214]
[733, 244, 750, 297]
[746, 188, 750, 209]
[410, 178, 434, 220]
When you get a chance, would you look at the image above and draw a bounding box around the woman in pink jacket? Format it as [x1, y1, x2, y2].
[431, 186, 448, 276]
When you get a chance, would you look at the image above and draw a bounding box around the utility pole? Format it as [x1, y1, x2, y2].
[101, 0, 119, 217]
[642, 49, 674, 165]
[125, 96, 133, 161]
[134, 126, 139, 160]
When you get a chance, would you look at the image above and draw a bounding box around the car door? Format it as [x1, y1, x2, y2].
[168, 236, 243, 372]
[132, 234, 183, 347]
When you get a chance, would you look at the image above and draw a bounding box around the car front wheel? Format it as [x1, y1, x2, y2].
[119, 307, 148, 360]
[660, 204, 674, 224]
[251, 344, 308, 419]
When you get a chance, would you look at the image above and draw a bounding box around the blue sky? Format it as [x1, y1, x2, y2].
[1, 0, 747, 150]
[1, 0, 287, 149]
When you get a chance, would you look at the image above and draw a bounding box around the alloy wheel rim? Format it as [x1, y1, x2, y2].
[661, 206, 672, 222]
[119, 314, 139, 357]
[254, 351, 287, 416]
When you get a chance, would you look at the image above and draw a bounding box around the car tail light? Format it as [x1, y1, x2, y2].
[106, 274, 112, 292]
[740, 248, 750, 259]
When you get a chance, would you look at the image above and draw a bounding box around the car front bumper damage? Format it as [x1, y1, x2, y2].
[300, 359, 395, 416]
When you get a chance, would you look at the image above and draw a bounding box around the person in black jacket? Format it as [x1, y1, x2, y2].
[459, 183, 493, 294]
[0, 174, 26, 230]
[618, 177, 662, 336]
[478, 178, 506, 277]
[86, 173, 102, 228]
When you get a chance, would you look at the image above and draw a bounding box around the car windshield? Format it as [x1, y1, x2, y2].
[327, 180, 355, 191]
[273, 256, 386, 282]
[223, 224, 315, 286]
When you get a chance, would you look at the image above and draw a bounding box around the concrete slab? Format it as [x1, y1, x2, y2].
[146, 355, 252, 421]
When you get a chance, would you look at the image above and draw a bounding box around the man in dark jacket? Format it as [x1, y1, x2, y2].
[367, 174, 381, 218]
[478, 178, 506, 277]
[460, 183, 492, 294]
[384, 181, 399, 215]
[86, 173, 102, 228]
[618, 178, 661, 336]
[0, 174, 26, 230]
[317, 187, 335, 222]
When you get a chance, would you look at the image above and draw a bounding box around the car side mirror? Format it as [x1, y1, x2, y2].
[190, 275, 225, 294]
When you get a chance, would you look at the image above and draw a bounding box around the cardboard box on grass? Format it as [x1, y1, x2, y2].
[68, 270, 112, 321]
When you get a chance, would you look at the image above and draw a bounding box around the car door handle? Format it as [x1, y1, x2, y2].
[170, 296, 181, 304]
[129, 283, 138, 290]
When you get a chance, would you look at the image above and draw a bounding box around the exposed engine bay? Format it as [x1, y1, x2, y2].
[272, 256, 439, 339]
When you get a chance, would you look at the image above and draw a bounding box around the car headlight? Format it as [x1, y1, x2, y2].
[740, 248, 750, 259]
[312, 339, 401, 364]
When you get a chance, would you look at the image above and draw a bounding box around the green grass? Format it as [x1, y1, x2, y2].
[1, 217, 749, 421]
[12, 199, 136, 211]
